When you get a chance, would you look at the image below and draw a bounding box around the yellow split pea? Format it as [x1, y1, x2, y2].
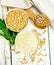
[6, 9, 28, 32]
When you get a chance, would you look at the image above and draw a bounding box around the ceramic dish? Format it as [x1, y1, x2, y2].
[5, 8, 29, 32]
[15, 30, 39, 56]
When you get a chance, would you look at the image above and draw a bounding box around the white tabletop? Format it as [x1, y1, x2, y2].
[0, 5, 54, 65]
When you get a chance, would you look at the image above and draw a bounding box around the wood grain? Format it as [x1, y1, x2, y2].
[0, 6, 52, 65]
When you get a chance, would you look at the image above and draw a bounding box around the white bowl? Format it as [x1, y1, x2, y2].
[5, 8, 29, 32]
[15, 30, 39, 56]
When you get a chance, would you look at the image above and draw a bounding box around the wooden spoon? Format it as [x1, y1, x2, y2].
[25, 8, 50, 28]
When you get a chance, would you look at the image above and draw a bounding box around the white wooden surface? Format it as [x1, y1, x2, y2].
[0, 6, 54, 65]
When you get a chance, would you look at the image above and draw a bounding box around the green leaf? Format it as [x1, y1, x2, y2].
[0, 18, 19, 45]
[0, 19, 6, 29]
[0, 33, 8, 39]
[0, 33, 5, 37]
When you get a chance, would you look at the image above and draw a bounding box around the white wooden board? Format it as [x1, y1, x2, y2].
[0, 5, 54, 65]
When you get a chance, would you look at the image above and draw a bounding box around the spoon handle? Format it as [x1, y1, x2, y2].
[25, 8, 36, 21]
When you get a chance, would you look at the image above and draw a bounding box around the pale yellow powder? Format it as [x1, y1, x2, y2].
[15, 31, 39, 55]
